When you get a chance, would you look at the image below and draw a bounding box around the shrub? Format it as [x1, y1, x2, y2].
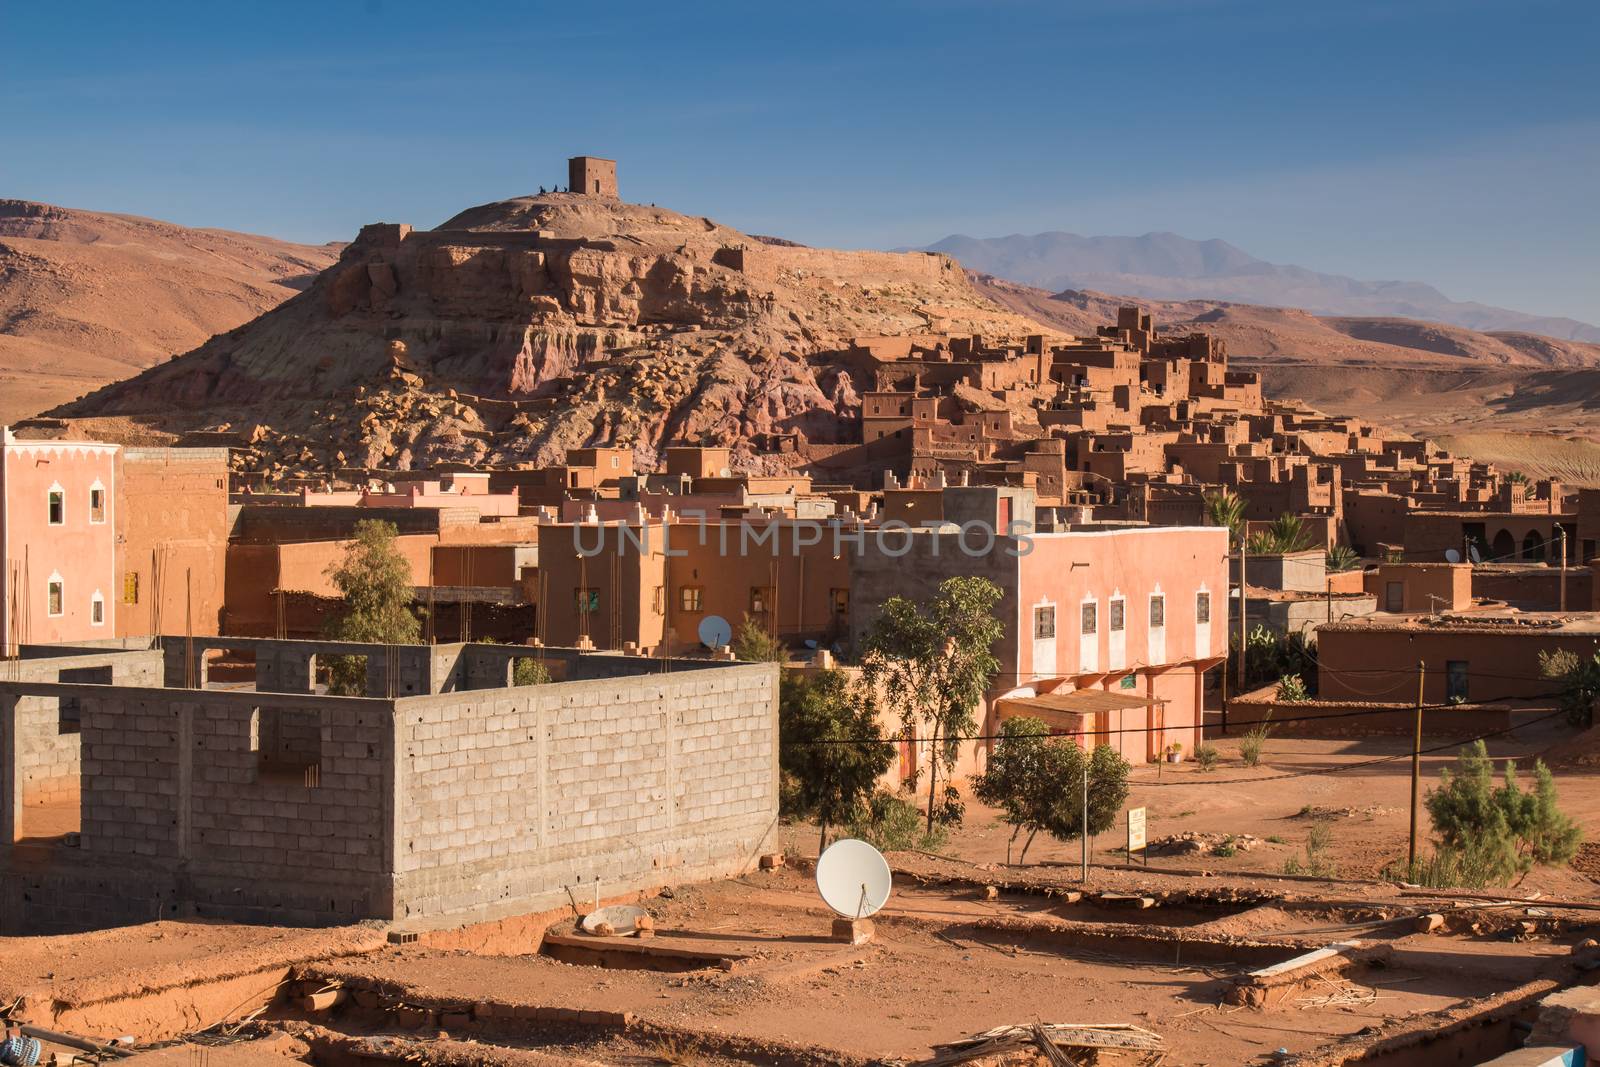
[1423, 740, 1582, 885]
[1382, 848, 1504, 890]
[1214, 836, 1238, 858]
[1540, 648, 1600, 727]
[512, 656, 551, 686]
[732, 616, 787, 663]
[1283, 820, 1337, 878]
[847, 790, 946, 852]
[1194, 743, 1220, 772]
[1275, 674, 1309, 703]
[1240, 711, 1272, 767]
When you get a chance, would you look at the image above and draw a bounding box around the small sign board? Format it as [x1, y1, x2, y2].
[1127, 807, 1148, 864]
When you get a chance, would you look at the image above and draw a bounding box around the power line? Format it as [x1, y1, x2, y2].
[1139, 707, 1571, 787]
[778, 689, 1573, 748]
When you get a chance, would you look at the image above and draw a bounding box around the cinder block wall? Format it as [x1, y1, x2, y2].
[390, 662, 778, 925]
[6, 650, 162, 816]
[77, 690, 394, 924]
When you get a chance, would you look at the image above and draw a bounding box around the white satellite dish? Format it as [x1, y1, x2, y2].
[1469, 544, 1483, 564]
[816, 838, 893, 919]
[698, 614, 733, 649]
[1444, 548, 1461, 563]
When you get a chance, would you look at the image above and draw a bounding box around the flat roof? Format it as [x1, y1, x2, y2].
[998, 688, 1164, 726]
[1320, 611, 1600, 636]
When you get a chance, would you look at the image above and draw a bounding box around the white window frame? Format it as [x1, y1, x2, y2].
[90, 590, 106, 626]
[47, 572, 65, 617]
[88, 480, 107, 525]
[47, 483, 66, 527]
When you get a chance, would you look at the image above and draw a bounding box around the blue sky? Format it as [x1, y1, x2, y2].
[3, 0, 1596, 321]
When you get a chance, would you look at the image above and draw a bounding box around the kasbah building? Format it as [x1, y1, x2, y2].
[4, 155, 1600, 940]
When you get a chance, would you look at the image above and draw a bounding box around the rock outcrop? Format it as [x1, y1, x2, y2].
[57, 193, 1049, 478]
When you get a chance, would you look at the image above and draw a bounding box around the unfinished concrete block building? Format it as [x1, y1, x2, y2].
[0, 639, 777, 933]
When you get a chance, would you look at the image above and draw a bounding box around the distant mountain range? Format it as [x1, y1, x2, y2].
[903, 231, 1600, 343]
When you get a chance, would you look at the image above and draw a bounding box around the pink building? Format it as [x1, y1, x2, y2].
[850, 487, 1228, 769]
[1, 429, 119, 647]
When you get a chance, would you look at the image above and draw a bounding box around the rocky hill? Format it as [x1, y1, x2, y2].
[55, 194, 1048, 476]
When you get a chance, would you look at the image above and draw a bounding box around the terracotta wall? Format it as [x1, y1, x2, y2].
[116, 448, 230, 638]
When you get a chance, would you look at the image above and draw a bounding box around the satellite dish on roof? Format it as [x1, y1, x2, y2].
[1469, 545, 1483, 564]
[1444, 548, 1461, 564]
[698, 614, 733, 649]
[816, 838, 893, 919]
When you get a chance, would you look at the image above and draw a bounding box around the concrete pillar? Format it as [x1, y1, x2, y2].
[0, 693, 17, 846]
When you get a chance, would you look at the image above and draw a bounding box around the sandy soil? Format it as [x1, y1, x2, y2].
[780, 717, 1600, 899]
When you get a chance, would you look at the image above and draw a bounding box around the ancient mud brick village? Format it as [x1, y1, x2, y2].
[4, 153, 1600, 1067]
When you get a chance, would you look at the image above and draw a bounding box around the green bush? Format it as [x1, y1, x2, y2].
[1194, 743, 1220, 772]
[1423, 740, 1582, 885]
[732, 616, 787, 663]
[1382, 847, 1504, 890]
[846, 790, 945, 852]
[1239, 711, 1272, 767]
[512, 656, 551, 686]
[1275, 674, 1309, 703]
[1283, 821, 1337, 878]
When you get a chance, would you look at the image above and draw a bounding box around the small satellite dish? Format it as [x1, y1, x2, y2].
[816, 838, 893, 919]
[804, 639, 819, 650]
[698, 614, 732, 649]
[1444, 548, 1461, 564]
[1469, 545, 1483, 564]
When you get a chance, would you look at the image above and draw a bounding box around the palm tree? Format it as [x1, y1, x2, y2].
[1265, 513, 1314, 554]
[1205, 490, 1246, 548]
[1326, 544, 1360, 572]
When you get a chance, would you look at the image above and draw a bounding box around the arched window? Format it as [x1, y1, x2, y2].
[1522, 531, 1545, 562]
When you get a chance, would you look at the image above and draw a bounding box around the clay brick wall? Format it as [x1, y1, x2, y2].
[389, 662, 777, 925]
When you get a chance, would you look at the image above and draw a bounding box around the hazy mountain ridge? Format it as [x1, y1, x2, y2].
[906, 231, 1600, 343]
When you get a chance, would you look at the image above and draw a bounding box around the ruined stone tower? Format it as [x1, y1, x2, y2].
[568, 156, 618, 198]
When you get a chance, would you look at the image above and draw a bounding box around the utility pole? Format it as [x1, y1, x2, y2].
[1236, 540, 1247, 695]
[1408, 660, 1426, 872]
[1080, 757, 1089, 883]
[1558, 525, 1568, 612]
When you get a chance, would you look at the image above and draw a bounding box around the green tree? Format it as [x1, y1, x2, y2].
[974, 717, 1131, 863]
[732, 615, 787, 664]
[1425, 740, 1582, 885]
[779, 670, 893, 851]
[1205, 490, 1247, 548]
[1539, 648, 1600, 727]
[323, 520, 421, 694]
[860, 576, 1003, 835]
